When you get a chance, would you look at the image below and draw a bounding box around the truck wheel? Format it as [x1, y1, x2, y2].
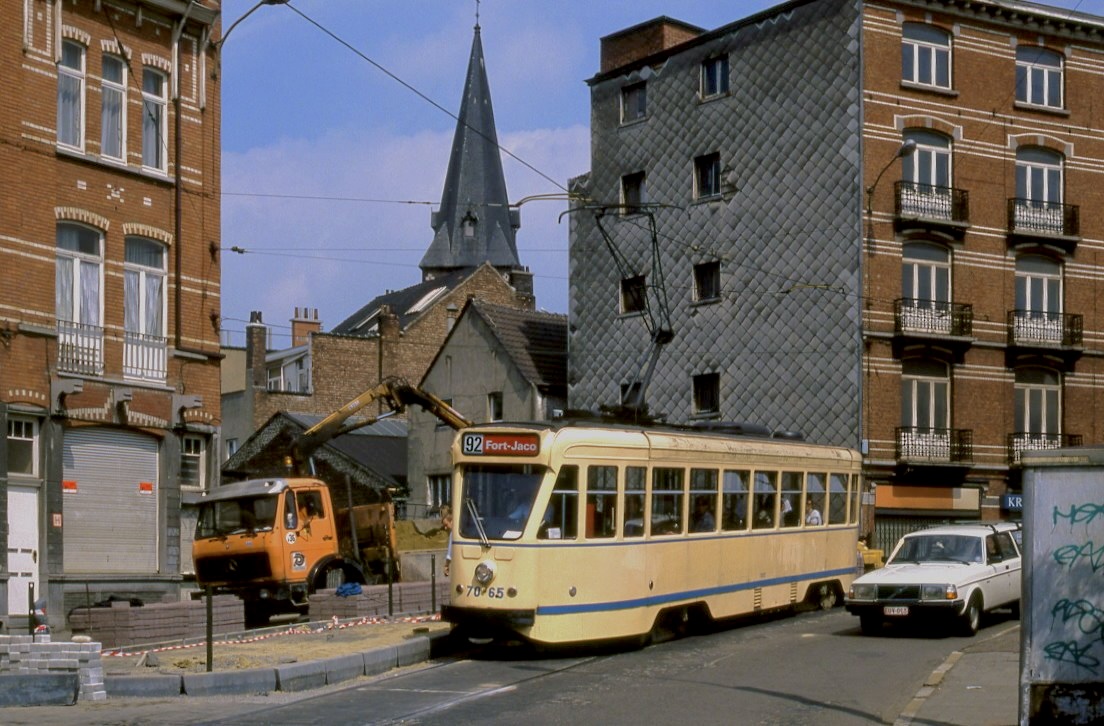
[244, 601, 272, 629]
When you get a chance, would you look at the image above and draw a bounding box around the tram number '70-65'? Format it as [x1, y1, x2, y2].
[466, 585, 506, 599]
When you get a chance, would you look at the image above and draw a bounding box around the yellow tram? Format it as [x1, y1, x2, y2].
[441, 421, 864, 646]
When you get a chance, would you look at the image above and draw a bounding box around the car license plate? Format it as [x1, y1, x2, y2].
[884, 605, 909, 616]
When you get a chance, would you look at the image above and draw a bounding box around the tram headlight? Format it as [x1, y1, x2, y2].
[474, 561, 496, 586]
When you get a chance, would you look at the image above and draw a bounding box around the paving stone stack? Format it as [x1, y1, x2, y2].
[309, 581, 450, 621]
[0, 633, 106, 702]
[68, 595, 244, 648]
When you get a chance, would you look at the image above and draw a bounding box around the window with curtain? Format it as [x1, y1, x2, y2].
[56, 223, 102, 326]
[1015, 368, 1060, 436]
[124, 237, 166, 338]
[901, 359, 949, 432]
[142, 68, 167, 170]
[101, 54, 126, 160]
[57, 40, 85, 148]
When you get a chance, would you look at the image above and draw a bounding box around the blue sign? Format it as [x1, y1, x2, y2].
[1001, 493, 1023, 512]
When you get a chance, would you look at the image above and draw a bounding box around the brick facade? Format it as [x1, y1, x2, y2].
[1, 0, 221, 627]
[571, 0, 1104, 548]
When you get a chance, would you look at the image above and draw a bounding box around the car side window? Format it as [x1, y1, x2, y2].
[996, 532, 1018, 560]
[985, 535, 1001, 563]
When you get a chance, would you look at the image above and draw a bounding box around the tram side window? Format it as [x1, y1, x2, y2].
[805, 473, 826, 526]
[539, 465, 578, 540]
[652, 467, 684, 535]
[827, 472, 848, 525]
[624, 466, 646, 538]
[690, 468, 718, 533]
[752, 471, 778, 528]
[722, 469, 749, 531]
[780, 471, 802, 528]
[850, 474, 861, 524]
[586, 465, 617, 538]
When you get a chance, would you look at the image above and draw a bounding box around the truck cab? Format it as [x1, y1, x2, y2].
[192, 477, 356, 624]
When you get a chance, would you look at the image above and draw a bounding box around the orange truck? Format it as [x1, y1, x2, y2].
[192, 378, 470, 625]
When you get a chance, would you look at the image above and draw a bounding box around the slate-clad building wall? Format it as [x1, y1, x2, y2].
[570, 0, 864, 446]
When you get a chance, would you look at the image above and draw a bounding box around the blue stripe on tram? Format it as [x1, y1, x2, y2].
[535, 567, 857, 616]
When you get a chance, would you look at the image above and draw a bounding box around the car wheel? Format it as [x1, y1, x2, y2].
[959, 595, 981, 637]
[859, 614, 881, 635]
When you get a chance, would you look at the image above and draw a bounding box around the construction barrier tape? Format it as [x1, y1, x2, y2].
[102, 612, 442, 657]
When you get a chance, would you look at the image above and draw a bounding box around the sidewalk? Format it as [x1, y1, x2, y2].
[896, 622, 1021, 726]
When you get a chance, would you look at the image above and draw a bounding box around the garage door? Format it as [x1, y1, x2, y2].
[62, 428, 158, 573]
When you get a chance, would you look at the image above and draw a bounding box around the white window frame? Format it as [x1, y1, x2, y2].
[58, 40, 86, 149]
[901, 23, 951, 89]
[56, 223, 104, 327]
[1015, 368, 1060, 436]
[100, 54, 127, 161]
[700, 56, 729, 99]
[428, 474, 451, 511]
[142, 67, 168, 172]
[124, 237, 166, 339]
[6, 416, 39, 478]
[901, 359, 949, 431]
[180, 434, 207, 491]
[1016, 46, 1063, 109]
[694, 153, 721, 200]
[1016, 148, 1063, 205]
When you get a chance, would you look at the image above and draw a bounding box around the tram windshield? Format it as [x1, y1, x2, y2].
[457, 464, 545, 541]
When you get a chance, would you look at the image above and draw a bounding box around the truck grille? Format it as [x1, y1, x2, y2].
[195, 552, 272, 584]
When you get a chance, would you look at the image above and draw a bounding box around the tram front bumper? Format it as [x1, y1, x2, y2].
[441, 605, 535, 634]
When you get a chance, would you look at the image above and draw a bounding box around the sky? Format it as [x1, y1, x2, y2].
[218, 0, 1098, 348]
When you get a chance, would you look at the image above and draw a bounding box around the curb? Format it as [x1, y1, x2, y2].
[104, 629, 453, 699]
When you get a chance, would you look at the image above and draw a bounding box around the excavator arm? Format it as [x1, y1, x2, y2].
[290, 377, 472, 474]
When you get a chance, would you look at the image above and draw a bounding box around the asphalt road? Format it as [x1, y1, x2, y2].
[196, 608, 986, 726]
[3, 607, 1011, 725]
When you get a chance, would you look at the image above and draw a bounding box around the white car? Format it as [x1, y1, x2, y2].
[845, 522, 1022, 636]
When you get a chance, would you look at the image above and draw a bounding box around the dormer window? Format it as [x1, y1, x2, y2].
[462, 212, 477, 238]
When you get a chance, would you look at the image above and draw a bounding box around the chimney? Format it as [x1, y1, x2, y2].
[378, 305, 401, 340]
[291, 307, 321, 347]
[245, 311, 268, 389]
[599, 17, 703, 74]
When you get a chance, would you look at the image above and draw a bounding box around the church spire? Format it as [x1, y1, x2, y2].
[420, 25, 522, 280]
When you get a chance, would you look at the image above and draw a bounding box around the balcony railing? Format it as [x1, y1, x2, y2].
[896, 426, 973, 465]
[1007, 432, 1083, 465]
[895, 298, 973, 338]
[124, 330, 168, 381]
[895, 181, 969, 225]
[57, 319, 104, 376]
[1007, 198, 1080, 238]
[1007, 310, 1083, 348]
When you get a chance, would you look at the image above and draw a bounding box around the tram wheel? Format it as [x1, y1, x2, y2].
[815, 583, 839, 610]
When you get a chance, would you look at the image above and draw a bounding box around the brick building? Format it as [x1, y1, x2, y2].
[221, 24, 535, 508]
[0, 0, 222, 626]
[568, 0, 1104, 547]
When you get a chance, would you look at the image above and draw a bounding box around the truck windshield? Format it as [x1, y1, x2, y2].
[458, 464, 545, 541]
[196, 495, 279, 538]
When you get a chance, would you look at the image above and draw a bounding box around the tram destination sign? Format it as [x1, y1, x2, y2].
[461, 432, 540, 457]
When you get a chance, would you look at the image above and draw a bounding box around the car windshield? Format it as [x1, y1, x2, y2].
[457, 464, 546, 541]
[196, 495, 278, 538]
[890, 534, 983, 564]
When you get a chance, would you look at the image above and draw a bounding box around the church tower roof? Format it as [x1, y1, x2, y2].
[420, 25, 522, 279]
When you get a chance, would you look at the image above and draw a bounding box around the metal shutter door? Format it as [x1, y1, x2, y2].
[62, 428, 158, 573]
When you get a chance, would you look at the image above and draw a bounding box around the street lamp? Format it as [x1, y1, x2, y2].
[865, 139, 917, 215]
[214, 0, 290, 52]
